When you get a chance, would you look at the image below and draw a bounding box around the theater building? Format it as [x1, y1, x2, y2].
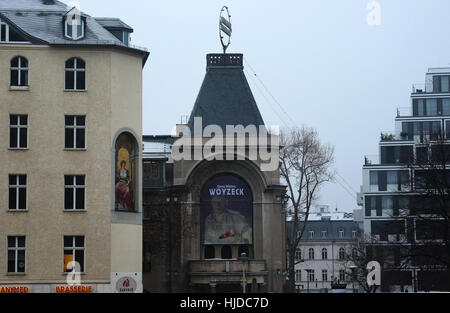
[0, 0, 148, 293]
[143, 53, 286, 293]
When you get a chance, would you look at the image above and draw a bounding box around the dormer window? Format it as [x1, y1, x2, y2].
[64, 8, 85, 41]
[1, 18, 29, 43]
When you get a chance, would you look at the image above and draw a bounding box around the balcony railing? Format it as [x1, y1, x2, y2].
[380, 131, 397, 141]
[364, 155, 379, 166]
[397, 107, 412, 117]
[412, 83, 426, 94]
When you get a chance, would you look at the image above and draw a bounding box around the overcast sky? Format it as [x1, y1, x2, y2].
[68, 0, 450, 212]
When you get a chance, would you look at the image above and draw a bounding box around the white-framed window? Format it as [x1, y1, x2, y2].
[9, 175, 26, 211]
[339, 248, 346, 260]
[0, 18, 8, 42]
[64, 175, 85, 211]
[321, 230, 327, 238]
[339, 229, 345, 238]
[322, 248, 328, 260]
[123, 31, 130, 46]
[308, 248, 315, 260]
[295, 270, 301, 282]
[7, 236, 26, 273]
[352, 230, 357, 238]
[339, 269, 346, 282]
[64, 9, 85, 40]
[309, 230, 314, 239]
[65, 116, 86, 149]
[295, 249, 301, 262]
[322, 269, 328, 282]
[9, 115, 28, 149]
[64, 236, 85, 272]
[352, 248, 358, 258]
[65, 57, 86, 90]
[10, 56, 28, 87]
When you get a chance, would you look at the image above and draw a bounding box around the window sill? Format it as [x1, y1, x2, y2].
[64, 89, 87, 92]
[9, 86, 29, 91]
[62, 272, 86, 276]
[8, 148, 29, 151]
[64, 148, 87, 152]
[7, 210, 28, 213]
[7, 273, 26, 276]
[63, 210, 87, 213]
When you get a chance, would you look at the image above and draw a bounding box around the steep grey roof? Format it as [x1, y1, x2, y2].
[0, 0, 67, 11]
[95, 18, 133, 32]
[0, 0, 146, 59]
[187, 54, 265, 132]
[287, 220, 359, 241]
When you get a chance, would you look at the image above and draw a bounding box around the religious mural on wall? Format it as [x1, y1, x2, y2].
[115, 133, 136, 212]
[201, 174, 253, 245]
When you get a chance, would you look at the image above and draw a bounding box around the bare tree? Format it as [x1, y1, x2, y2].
[280, 126, 335, 293]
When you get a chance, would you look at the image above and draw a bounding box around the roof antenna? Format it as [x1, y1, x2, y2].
[219, 6, 232, 54]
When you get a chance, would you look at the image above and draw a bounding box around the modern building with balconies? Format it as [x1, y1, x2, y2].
[359, 67, 450, 292]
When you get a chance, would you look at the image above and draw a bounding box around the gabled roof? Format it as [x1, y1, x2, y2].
[187, 53, 265, 133]
[0, 0, 148, 63]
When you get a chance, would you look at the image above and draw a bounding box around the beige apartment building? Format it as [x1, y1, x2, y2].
[0, 0, 148, 293]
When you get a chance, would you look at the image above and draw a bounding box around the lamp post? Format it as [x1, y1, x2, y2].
[239, 253, 248, 294]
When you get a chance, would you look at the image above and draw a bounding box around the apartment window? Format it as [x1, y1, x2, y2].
[307, 269, 315, 282]
[322, 248, 328, 260]
[64, 176, 85, 211]
[339, 248, 345, 260]
[433, 75, 450, 93]
[9, 175, 26, 211]
[308, 248, 315, 260]
[322, 270, 328, 282]
[10, 115, 28, 149]
[309, 230, 314, 239]
[321, 230, 327, 238]
[7, 236, 26, 273]
[295, 249, 301, 262]
[295, 270, 301, 282]
[65, 58, 86, 90]
[352, 248, 358, 258]
[352, 230, 357, 239]
[65, 116, 85, 149]
[338, 230, 345, 238]
[10, 56, 28, 87]
[339, 269, 346, 282]
[64, 236, 85, 272]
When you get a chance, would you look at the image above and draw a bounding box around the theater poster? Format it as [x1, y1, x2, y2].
[201, 175, 253, 245]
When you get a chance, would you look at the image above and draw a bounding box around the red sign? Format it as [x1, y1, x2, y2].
[55, 285, 93, 293]
[0, 286, 29, 293]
